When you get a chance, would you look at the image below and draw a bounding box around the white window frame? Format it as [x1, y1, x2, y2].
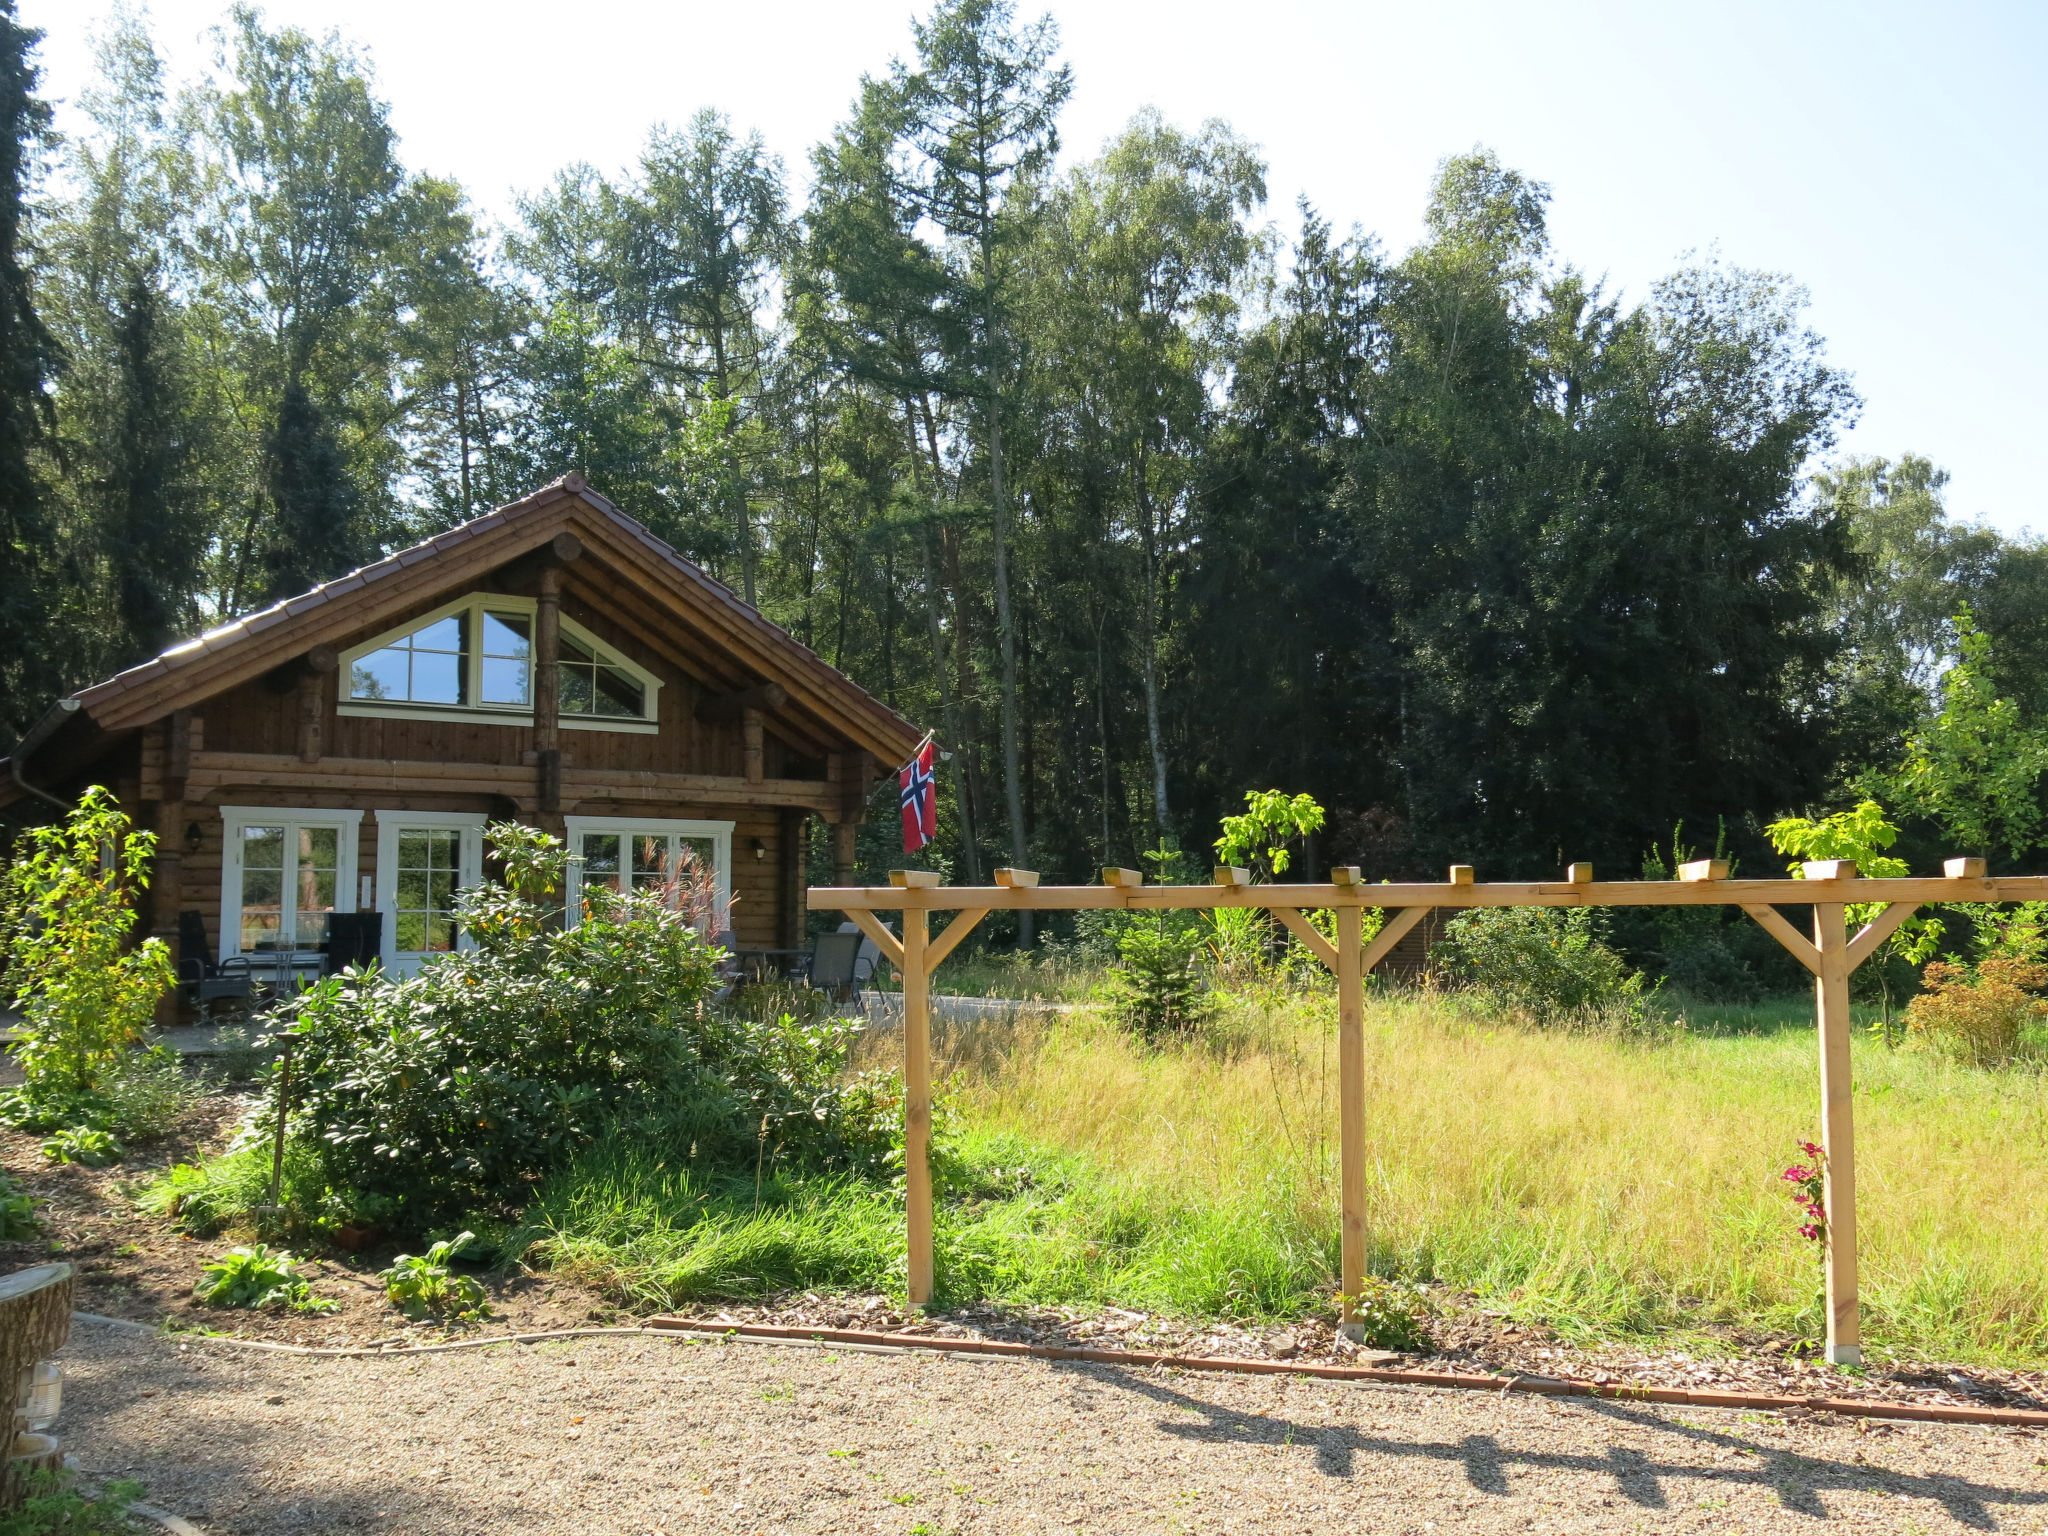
[562, 815, 734, 937]
[337, 592, 662, 734]
[373, 810, 487, 976]
[218, 806, 364, 961]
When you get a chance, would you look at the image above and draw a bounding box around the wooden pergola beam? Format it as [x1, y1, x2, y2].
[810, 874, 2048, 911]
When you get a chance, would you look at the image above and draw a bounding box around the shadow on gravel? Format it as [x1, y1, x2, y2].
[1074, 1362, 2048, 1531]
[60, 1336, 522, 1536]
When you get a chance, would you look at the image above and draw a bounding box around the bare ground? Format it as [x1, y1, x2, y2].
[56, 1320, 2048, 1536]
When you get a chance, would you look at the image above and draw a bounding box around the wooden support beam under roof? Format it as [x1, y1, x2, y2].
[179, 751, 843, 813]
[696, 684, 790, 721]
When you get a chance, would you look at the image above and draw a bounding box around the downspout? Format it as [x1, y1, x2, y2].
[8, 698, 82, 812]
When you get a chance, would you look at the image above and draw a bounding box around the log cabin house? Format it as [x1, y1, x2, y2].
[0, 475, 921, 993]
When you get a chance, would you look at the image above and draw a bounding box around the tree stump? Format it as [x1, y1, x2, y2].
[0, 1263, 74, 1513]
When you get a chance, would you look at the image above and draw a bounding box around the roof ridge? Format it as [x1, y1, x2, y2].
[52, 477, 922, 762]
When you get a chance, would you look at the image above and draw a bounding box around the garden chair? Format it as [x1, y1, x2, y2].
[708, 928, 742, 1003]
[322, 912, 384, 975]
[176, 911, 255, 1017]
[841, 920, 885, 986]
[806, 931, 864, 1000]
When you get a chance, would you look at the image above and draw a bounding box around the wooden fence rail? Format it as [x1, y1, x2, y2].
[810, 856, 2045, 1367]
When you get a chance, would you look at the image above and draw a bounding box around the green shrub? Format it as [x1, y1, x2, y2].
[40, 1127, 123, 1167]
[194, 1243, 330, 1311]
[1659, 936, 1762, 1003]
[99, 1046, 206, 1142]
[0, 1468, 146, 1535]
[381, 1231, 490, 1321]
[0, 1174, 39, 1239]
[0, 788, 173, 1105]
[279, 823, 885, 1231]
[1434, 906, 1654, 1028]
[1347, 1276, 1435, 1352]
[1904, 959, 2048, 1068]
[3, 1046, 202, 1164]
[140, 1141, 331, 1236]
[1104, 914, 1212, 1042]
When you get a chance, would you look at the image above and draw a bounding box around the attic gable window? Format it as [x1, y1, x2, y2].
[340, 594, 660, 733]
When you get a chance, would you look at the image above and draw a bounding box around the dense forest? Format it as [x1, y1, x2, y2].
[3, 0, 2046, 891]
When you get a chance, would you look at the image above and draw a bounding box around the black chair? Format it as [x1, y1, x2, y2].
[805, 931, 865, 1000]
[176, 911, 254, 1015]
[322, 912, 384, 975]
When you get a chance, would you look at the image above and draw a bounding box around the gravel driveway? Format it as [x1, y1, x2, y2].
[57, 1319, 2048, 1535]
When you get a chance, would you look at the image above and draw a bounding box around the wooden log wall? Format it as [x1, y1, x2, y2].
[171, 796, 797, 956]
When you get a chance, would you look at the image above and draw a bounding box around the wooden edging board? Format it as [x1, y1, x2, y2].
[644, 1318, 2048, 1430]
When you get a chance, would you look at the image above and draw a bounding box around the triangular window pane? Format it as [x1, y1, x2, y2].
[350, 611, 470, 705]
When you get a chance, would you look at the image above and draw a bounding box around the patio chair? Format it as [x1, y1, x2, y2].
[840, 921, 885, 987]
[806, 931, 864, 999]
[322, 912, 384, 975]
[708, 928, 743, 1002]
[177, 911, 255, 1016]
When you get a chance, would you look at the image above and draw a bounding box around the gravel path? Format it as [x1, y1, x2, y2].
[57, 1320, 2048, 1535]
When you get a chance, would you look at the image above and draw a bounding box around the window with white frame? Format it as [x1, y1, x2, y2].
[373, 812, 485, 974]
[339, 594, 661, 732]
[562, 816, 732, 937]
[219, 807, 363, 957]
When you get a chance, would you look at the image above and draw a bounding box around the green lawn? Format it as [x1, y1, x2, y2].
[532, 985, 2048, 1366]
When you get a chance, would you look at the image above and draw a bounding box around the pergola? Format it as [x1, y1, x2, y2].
[813, 856, 2048, 1367]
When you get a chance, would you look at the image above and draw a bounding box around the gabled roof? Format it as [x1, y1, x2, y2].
[56, 475, 923, 765]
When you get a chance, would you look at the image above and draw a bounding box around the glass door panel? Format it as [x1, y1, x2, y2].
[239, 824, 286, 951]
[393, 829, 462, 954]
[293, 826, 340, 948]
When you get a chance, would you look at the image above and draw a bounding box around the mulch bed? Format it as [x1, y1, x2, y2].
[5, 1086, 2044, 1418]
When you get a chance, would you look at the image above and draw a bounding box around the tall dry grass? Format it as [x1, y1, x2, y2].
[942, 989, 2048, 1363]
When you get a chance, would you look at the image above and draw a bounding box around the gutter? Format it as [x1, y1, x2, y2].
[8, 697, 82, 812]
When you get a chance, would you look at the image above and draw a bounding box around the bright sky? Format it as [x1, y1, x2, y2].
[24, 0, 2048, 538]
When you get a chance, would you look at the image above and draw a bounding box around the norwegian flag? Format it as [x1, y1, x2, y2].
[899, 738, 938, 853]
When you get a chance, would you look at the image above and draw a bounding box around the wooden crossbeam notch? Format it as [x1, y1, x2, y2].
[1679, 859, 1731, 882]
[1566, 862, 1593, 883]
[993, 868, 1040, 888]
[1448, 865, 1474, 885]
[1102, 867, 1144, 888]
[890, 870, 941, 889]
[1213, 865, 1250, 887]
[1803, 859, 1858, 881]
[1945, 857, 1987, 879]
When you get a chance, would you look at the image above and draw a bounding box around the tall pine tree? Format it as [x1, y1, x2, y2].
[260, 381, 364, 601]
[0, 0, 56, 744]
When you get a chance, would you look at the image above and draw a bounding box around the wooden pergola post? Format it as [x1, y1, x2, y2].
[902, 901, 933, 1305]
[1813, 896, 1860, 1365]
[1335, 901, 1367, 1332]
